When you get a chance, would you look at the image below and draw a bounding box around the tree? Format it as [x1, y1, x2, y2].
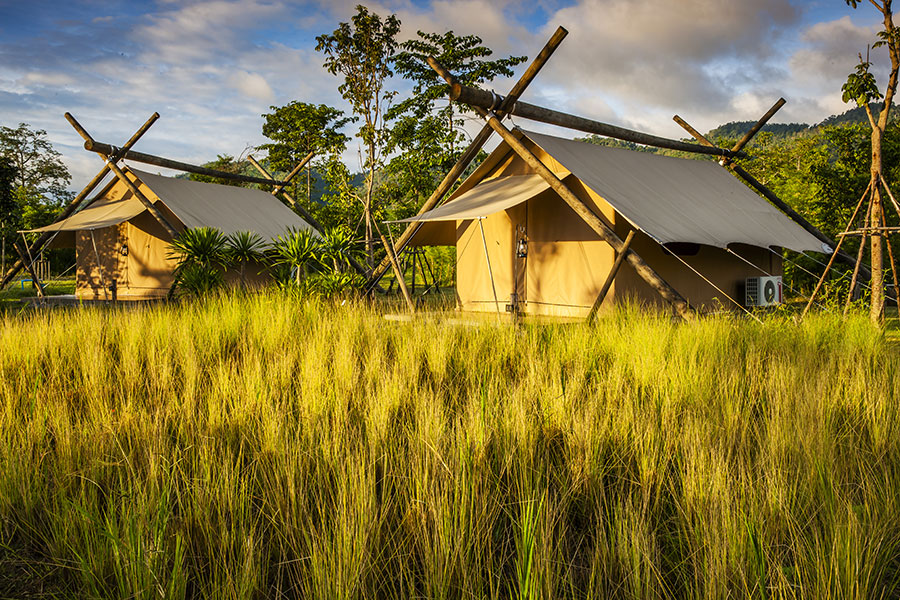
[841, 0, 900, 322]
[259, 102, 353, 215]
[0, 123, 73, 280]
[187, 154, 255, 187]
[0, 159, 17, 277]
[384, 31, 525, 217]
[316, 6, 402, 272]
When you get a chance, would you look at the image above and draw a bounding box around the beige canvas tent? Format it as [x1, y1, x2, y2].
[401, 129, 827, 318]
[27, 168, 313, 300]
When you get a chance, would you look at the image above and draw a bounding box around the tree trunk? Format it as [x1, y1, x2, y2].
[365, 140, 376, 273]
[871, 128, 885, 322]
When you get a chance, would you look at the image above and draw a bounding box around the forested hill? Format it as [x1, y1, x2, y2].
[706, 103, 887, 141]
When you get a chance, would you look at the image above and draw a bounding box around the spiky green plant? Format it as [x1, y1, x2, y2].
[271, 227, 319, 287]
[227, 230, 268, 288]
[317, 226, 359, 272]
[167, 227, 231, 298]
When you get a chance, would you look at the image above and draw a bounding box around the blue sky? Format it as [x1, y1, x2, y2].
[0, 0, 888, 187]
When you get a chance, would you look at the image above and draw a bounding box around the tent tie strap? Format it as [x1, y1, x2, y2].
[489, 90, 502, 112]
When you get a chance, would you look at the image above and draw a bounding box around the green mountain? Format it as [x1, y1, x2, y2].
[705, 103, 890, 142]
[706, 121, 810, 141]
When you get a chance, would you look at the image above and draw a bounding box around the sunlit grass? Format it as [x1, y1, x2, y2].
[0, 292, 898, 598]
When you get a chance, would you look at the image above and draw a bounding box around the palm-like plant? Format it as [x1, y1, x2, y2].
[226, 230, 268, 288]
[167, 227, 230, 298]
[317, 226, 358, 272]
[271, 227, 320, 287]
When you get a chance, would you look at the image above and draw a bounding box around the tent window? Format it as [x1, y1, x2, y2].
[664, 242, 701, 256]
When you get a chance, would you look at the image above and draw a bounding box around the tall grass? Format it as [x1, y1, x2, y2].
[0, 294, 898, 598]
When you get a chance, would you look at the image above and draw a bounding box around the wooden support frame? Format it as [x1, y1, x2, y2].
[450, 84, 744, 159]
[365, 26, 570, 290]
[376, 225, 415, 314]
[672, 114, 868, 278]
[587, 229, 635, 323]
[801, 180, 873, 318]
[481, 112, 693, 320]
[66, 113, 180, 239]
[429, 57, 694, 320]
[1, 112, 160, 289]
[83, 140, 292, 187]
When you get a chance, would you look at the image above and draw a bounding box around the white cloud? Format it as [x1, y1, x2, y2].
[228, 70, 275, 101]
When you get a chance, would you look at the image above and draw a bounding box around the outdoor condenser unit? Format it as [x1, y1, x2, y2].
[745, 276, 783, 307]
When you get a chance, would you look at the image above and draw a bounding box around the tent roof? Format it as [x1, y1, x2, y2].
[24, 168, 313, 242]
[131, 169, 312, 241]
[523, 131, 827, 253]
[397, 175, 551, 223]
[406, 130, 828, 253]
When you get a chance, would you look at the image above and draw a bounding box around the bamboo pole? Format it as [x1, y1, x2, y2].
[270, 151, 315, 197]
[364, 26, 569, 290]
[587, 229, 635, 323]
[427, 55, 693, 318]
[843, 228, 869, 316]
[724, 98, 786, 161]
[377, 228, 415, 314]
[83, 140, 292, 187]
[1, 112, 159, 289]
[449, 84, 745, 159]
[672, 114, 866, 277]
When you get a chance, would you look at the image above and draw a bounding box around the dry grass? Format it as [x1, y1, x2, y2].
[0, 292, 898, 599]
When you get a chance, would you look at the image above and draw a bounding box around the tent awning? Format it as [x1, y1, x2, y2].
[395, 175, 551, 245]
[398, 174, 551, 223]
[22, 195, 147, 233]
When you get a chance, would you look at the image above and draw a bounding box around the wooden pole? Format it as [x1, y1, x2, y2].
[377, 228, 415, 314]
[844, 229, 869, 316]
[1, 112, 159, 289]
[450, 84, 744, 159]
[270, 151, 315, 197]
[83, 140, 292, 187]
[587, 229, 635, 323]
[724, 98, 786, 161]
[364, 26, 569, 290]
[426, 55, 692, 319]
[14, 241, 44, 299]
[672, 114, 866, 277]
[475, 110, 693, 319]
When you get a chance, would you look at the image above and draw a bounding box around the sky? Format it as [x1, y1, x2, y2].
[0, 0, 890, 189]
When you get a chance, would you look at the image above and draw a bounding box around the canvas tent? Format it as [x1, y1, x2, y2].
[26, 168, 312, 300]
[401, 129, 825, 317]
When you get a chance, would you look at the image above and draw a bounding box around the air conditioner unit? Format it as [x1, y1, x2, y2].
[745, 276, 782, 307]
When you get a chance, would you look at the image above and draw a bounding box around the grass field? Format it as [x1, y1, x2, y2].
[0, 292, 899, 599]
